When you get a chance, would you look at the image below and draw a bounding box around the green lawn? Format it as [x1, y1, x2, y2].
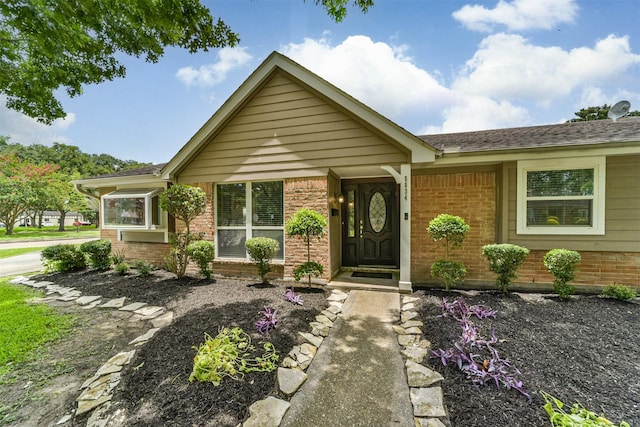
[0, 247, 46, 259]
[0, 280, 74, 377]
[0, 226, 99, 241]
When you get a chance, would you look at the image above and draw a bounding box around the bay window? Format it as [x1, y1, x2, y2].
[102, 189, 163, 229]
[216, 181, 284, 260]
[517, 157, 605, 235]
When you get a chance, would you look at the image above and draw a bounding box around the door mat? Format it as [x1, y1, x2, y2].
[351, 271, 393, 280]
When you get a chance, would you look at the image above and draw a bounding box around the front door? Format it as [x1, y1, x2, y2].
[342, 180, 399, 267]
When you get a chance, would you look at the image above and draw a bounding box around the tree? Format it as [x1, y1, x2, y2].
[0, 154, 57, 234]
[427, 214, 470, 291]
[1, 0, 373, 124]
[47, 173, 87, 232]
[159, 184, 207, 278]
[567, 104, 640, 122]
[285, 208, 327, 286]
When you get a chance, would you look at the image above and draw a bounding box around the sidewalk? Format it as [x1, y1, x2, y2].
[280, 290, 414, 426]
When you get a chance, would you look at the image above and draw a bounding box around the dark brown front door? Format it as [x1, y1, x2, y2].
[342, 180, 399, 267]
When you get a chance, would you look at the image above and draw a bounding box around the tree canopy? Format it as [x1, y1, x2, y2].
[1, 0, 373, 124]
[567, 104, 640, 122]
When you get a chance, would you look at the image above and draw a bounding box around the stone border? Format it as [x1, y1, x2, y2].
[241, 289, 348, 427]
[8, 276, 173, 427]
[394, 295, 451, 427]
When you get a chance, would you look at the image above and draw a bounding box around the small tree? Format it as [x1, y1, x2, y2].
[427, 214, 470, 291]
[285, 208, 327, 287]
[245, 237, 280, 284]
[159, 184, 207, 278]
[186, 240, 215, 279]
[543, 249, 581, 299]
[482, 244, 530, 292]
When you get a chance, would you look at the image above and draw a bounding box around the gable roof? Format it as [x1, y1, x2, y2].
[160, 51, 436, 180]
[420, 117, 640, 153]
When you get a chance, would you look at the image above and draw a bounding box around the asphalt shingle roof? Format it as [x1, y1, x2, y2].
[90, 162, 168, 179]
[418, 116, 640, 153]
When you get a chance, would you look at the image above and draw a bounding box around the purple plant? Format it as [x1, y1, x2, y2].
[255, 306, 278, 335]
[432, 297, 529, 399]
[284, 288, 304, 305]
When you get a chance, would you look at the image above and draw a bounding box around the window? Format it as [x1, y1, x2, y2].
[102, 189, 163, 229]
[517, 157, 605, 235]
[216, 181, 284, 260]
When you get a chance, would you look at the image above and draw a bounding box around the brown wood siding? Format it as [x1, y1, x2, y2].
[178, 72, 408, 183]
[506, 155, 640, 251]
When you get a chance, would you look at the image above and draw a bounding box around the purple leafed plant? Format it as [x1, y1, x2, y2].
[284, 288, 304, 305]
[432, 297, 529, 399]
[255, 306, 278, 335]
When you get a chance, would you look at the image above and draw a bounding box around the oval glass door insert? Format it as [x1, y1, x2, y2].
[369, 192, 387, 233]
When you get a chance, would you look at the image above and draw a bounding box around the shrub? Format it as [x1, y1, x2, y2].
[41, 244, 87, 272]
[431, 260, 467, 291]
[79, 239, 112, 270]
[189, 327, 279, 386]
[114, 262, 130, 275]
[132, 260, 154, 277]
[544, 249, 581, 299]
[186, 240, 215, 279]
[286, 208, 327, 286]
[602, 284, 637, 301]
[482, 244, 530, 292]
[111, 247, 126, 265]
[245, 237, 280, 284]
[427, 214, 469, 291]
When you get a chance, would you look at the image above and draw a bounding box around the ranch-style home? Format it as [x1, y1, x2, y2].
[73, 52, 640, 292]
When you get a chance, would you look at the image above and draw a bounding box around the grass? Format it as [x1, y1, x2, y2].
[0, 279, 74, 378]
[0, 247, 46, 259]
[0, 226, 99, 241]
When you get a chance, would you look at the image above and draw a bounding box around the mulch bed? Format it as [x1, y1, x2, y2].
[32, 269, 328, 427]
[414, 289, 640, 427]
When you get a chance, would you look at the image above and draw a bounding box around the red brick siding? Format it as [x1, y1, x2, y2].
[411, 171, 497, 283]
[100, 229, 170, 266]
[284, 177, 330, 280]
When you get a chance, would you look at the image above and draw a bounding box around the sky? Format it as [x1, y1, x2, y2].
[1, 0, 639, 164]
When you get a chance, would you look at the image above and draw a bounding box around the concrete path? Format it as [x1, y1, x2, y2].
[280, 290, 414, 427]
[0, 237, 98, 276]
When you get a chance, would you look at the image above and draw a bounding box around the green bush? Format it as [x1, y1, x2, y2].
[245, 237, 280, 284]
[189, 327, 279, 386]
[431, 260, 467, 291]
[41, 244, 87, 272]
[186, 240, 215, 279]
[293, 261, 324, 282]
[79, 239, 112, 270]
[602, 284, 637, 301]
[544, 249, 581, 299]
[114, 262, 130, 275]
[482, 244, 530, 292]
[427, 214, 470, 259]
[132, 260, 154, 277]
[286, 208, 327, 286]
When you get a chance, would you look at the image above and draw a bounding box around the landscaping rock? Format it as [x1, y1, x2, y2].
[401, 346, 429, 364]
[402, 302, 416, 311]
[76, 296, 102, 306]
[410, 387, 447, 418]
[414, 417, 447, 427]
[242, 396, 290, 427]
[402, 311, 419, 323]
[277, 367, 308, 397]
[298, 332, 323, 347]
[406, 360, 444, 387]
[134, 306, 164, 318]
[393, 325, 407, 335]
[405, 327, 423, 335]
[150, 311, 174, 329]
[398, 334, 418, 347]
[403, 296, 420, 304]
[402, 320, 424, 329]
[128, 328, 160, 345]
[119, 302, 147, 312]
[100, 297, 126, 309]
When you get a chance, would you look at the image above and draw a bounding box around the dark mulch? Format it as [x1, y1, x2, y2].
[32, 269, 328, 427]
[414, 289, 640, 427]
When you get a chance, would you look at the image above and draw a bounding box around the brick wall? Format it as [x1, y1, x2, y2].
[411, 171, 497, 284]
[284, 176, 330, 281]
[100, 229, 170, 266]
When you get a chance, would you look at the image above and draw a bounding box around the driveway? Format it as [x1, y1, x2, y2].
[0, 238, 98, 276]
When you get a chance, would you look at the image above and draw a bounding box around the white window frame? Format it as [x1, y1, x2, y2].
[101, 188, 164, 230]
[517, 157, 605, 235]
[215, 180, 285, 261]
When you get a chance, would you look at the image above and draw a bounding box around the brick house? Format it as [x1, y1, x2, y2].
[73, 52, 640, 292]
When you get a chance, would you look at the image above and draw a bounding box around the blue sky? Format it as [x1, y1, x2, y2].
[1, 0, 639, 164]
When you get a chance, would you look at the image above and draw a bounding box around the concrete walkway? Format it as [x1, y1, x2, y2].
[280, 290, 414, 426]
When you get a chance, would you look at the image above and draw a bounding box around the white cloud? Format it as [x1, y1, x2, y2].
[0, 98, 74, 146]
[453, 33, 640, 105]
[453, 0, 578, 32]
[176, 47, 253, 87]
[281, 35, 459, 126]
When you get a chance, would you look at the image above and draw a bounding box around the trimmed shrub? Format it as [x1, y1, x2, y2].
[602, 284, 637, 301]
[431, 260, 467, 291]
[132, 260, 154, 277]
[286, 208, 327, 286]
[79, 239, 112, 270]
[186, 240, 215, 279]
[41, 244, 87, 272]
[482, 244, 529, 292]
[245, 237, 280, 284]
[293, 261, 324, 282]
[543, 249, 581, 299]
[427, 214, 470, 291]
